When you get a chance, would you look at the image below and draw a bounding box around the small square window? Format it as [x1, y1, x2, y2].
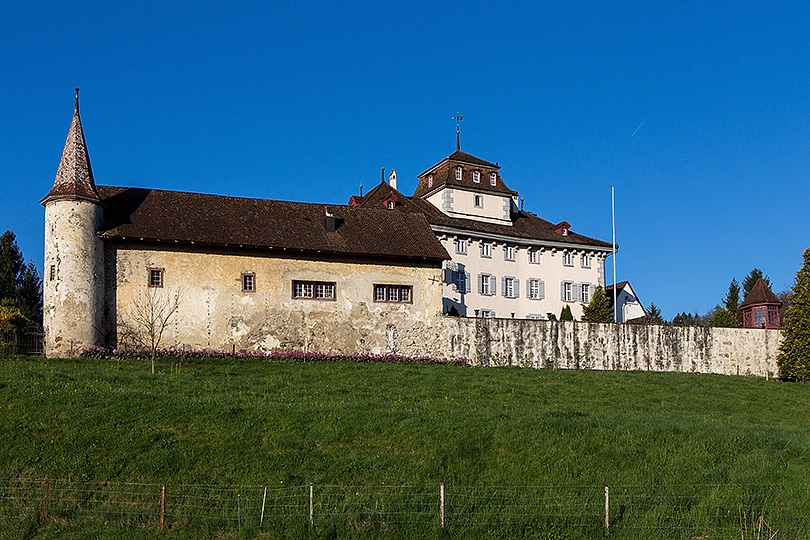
[148, 268, 164, 288]
[242, 273, 255, 292]
[455, 238, 467, 255]
[505, 246, 515, 261]
[480, 242, 492, 258]
[387, 201, 395, 209]
[562, 252, 573, 266]
[528, 249, 540, 264]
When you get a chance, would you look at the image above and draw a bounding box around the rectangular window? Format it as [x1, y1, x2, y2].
[474, 194, 483, 208]
[454, 271, 469, 294]
[242, 273, 255, 292]
[562, 281, 573, 302]
[490, 172, 497, 186]
[477, 309, 493, 318]
[503, 276, 518, 298]
[581, 283, 590, 303]
[562, 252, 573, 266]
[581, 253, 591, 268]
[455, 166, 462, 180]
[528, 278, 545, 300]
[504, 245, 515, 261]
[455, 238, 467, 255]
[528, 248, 540, 264]
[374, 284, 413, 304]
[49, 265, 56, 281]
[473, 170, 480, 183]
[479, 273, 496, 296]
[480, 242, 492, 258]
[148, 268, 164, 288]
[293, 280, 335, 300]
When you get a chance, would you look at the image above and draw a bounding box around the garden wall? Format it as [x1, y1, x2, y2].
[267, 315, 782, 377]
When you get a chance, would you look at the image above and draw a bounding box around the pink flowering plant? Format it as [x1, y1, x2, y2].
[80, 345, 470, 366]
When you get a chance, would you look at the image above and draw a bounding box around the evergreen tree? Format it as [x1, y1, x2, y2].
[582, 285, 613, 322]
[777, 248, 810, 379]
[559, 305, 574, 321]
[722, 278, 742, 326]
[707, 306, 738, 327]
[0, 230, 42, 323]
[671, 312, 700, 326]
[647, 303, 663, 324]
[743, 268, 771, 299]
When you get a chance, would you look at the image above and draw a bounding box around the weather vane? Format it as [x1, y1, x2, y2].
[453, 112, 463, 151]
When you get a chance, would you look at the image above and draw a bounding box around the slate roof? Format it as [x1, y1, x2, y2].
[413, 150, 518, 199]
[740, 278, 781, 307]
[41, 89, 102, 205]
[97, 186, 450, 262]
[359, 181, 613, 249]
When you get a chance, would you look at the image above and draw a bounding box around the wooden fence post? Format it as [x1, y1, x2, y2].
[604, 485, 609, 536]
[440, 482, 445, 528]
[260, 486, 267, 525]
[160, 484, 166, 530]
[309, 483, 314, 527]
[44, 478, 50, 522]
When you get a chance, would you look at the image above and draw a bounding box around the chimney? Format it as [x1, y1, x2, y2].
[325, 209, 336, 232]
[389, 169, 397, 190]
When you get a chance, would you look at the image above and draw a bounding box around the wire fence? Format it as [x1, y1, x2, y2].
[0, 478, 805, 537]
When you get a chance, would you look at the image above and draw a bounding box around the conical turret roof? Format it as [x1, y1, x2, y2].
[41, 88, 101, 205]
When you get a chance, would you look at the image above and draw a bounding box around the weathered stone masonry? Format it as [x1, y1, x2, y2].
[260, 313, 781, 377]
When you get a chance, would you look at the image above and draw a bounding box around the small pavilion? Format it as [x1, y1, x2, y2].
[740, 278, 781, 328]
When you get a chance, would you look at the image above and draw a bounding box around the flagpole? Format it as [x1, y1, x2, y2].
[612, 186, 617, 322]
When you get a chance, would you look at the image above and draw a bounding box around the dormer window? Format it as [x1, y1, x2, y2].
[490, 172, 496, 186]
[473, 171, 480, 183]
[455, 166, 462, 180]
[382, 193, 398, 210]
[428, 174, 434, 188]
[387, 201, 394, 209]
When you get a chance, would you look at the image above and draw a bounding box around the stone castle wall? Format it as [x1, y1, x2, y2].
[248, 313, 781, 377]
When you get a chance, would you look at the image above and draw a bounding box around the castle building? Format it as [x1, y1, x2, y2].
[352, 150, 614, 320]
[41, 91, 448, 357]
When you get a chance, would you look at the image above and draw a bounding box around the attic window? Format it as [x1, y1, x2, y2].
[473, 171, 480, 183]
[428, 174, 434, 188]
[490, 173, 496, 186]
[455, 166, 462, 180]
[562, 228, 568, 236]
[387, 201, 395, 209]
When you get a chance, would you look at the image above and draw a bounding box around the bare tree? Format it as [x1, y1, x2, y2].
[126, 287, 182, 374]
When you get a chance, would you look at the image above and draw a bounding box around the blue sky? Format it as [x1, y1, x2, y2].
[2, 1, 809, 319]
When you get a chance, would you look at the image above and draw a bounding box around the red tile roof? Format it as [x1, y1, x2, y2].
[413, 150, 518, 199]
[97, 186, 450, 262]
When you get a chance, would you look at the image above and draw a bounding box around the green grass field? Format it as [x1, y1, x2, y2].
[1, 355, 809, 539]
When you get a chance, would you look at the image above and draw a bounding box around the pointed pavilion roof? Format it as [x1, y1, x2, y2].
[740, 277, 781, 307]
[41, 88, 101, 206]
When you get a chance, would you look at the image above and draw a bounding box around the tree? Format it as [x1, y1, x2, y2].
[707, 306, 738, 327]
[559, 305, 574, 321]
[721, 278, 742, 327]
[671, 311, 701, 326]
[777, 248, 810, 379]
[0, 231, 42, 323]
[647, 303, 664, 324]
[126, 287, 182, 375]
[582, 285, 613, 322]
[743, 268, 771, 300]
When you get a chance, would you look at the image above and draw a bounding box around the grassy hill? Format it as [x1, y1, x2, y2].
[1, 355, 809, 539]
